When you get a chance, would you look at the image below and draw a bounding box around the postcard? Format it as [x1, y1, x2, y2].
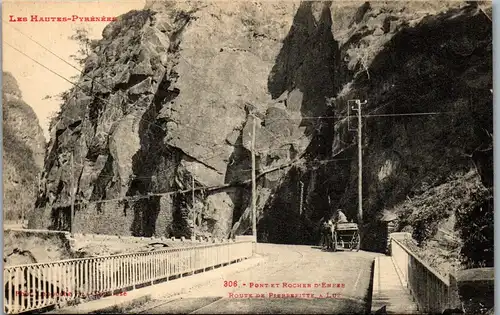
[2, 1, 493, 314]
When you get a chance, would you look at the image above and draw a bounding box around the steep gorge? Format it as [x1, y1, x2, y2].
[33, 1, 493, 268]
[3, 72, 46, 221]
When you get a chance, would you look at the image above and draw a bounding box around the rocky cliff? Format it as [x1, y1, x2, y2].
[3, 72, 46, 220]
[33, 1, 333, 238]
[33, 0, 493, 266]
[324, 1, 492, 269]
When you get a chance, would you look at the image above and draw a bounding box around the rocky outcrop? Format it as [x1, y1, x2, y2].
[3, 72, 46, 220]
[34, 2, 334, 238]
[33, 0, 492, 259]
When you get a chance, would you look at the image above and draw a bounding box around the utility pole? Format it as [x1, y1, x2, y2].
[192, 176, 195, 240]
[251, 113, 257, 243]
[70, 152, 75, 235]
[299, 181, 304, 216]
[357, 100, 363, 228]
[353, 100, 367, 246]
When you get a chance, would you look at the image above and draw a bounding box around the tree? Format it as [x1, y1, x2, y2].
[43, 27, 98, 129]
[43, 27, 97, 100]
[68, 27, 99, 68]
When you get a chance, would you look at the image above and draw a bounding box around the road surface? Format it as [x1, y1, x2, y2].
[129, 244, 380, 314]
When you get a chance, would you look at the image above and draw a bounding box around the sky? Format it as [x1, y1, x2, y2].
[2, 0, 146, 139]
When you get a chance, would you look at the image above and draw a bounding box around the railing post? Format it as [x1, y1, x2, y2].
[150, 253, 154, 286]
[132, 255, 137, 290]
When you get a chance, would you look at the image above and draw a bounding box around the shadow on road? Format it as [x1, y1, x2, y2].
[310, 246, 355, 253]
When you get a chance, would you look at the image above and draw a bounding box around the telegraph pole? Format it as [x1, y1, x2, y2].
[357, 100, 363, 229]
[192, 176, 195, 240]
[353, 100, 367, 247]
[70, 152, 75, 235]
[251, 113, 257, 242]
[299, 181, 304, 216]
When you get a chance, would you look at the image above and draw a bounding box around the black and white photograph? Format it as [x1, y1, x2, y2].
[2, 0, 494, 314]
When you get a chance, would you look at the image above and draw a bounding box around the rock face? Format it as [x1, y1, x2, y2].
[3, 72, 46, 220]
[34, 0, 492, 258]
[327, 2, 493, 255]
[33, 1, 332, 238]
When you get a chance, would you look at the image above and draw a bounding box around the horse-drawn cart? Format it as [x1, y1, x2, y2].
[332, 222, 360, 252]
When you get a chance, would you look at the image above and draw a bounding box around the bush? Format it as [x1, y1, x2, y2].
[456, 193, 493, 268]
[391, 170, 492, 274]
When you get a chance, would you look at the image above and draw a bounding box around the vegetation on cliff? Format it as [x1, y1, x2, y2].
[394, 170, 492, 275]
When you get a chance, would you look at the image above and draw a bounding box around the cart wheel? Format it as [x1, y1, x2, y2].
[349, 233, 356, 251]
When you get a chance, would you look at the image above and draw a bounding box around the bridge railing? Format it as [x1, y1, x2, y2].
[390, 233, 459, 313]
[4, 240, 253, 314]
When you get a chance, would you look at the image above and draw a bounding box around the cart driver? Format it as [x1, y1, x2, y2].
[333, 209, 348, 248]
[334, 209, 348, 224]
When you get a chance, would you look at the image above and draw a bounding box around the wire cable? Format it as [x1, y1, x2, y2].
[4, 41, 167, 132]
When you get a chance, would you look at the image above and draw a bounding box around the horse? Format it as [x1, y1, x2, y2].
[320, 221, 336, 251]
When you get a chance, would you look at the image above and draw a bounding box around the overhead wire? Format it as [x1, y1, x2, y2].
[5, 37, 302, 173]
[3, 41, 248, 174]
[8, 18, 394, 163]
[6, 46, 382, 199]
[46, 132, 352, 208]
[7, 22, 293, 153]
[41, 98, 297, 194]
[7, 15, 462, 125]
[47, 114, 296, 203]
[123, 155, 349, 207]
[10, 14, 465, 211]
[4, 41, 167, 133]
[5, 19, 254, 121]
[5, 22, 220, 138]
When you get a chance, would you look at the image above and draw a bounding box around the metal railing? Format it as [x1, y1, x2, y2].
[4, 240, 253, 314]
[390, 235, 458, 313]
